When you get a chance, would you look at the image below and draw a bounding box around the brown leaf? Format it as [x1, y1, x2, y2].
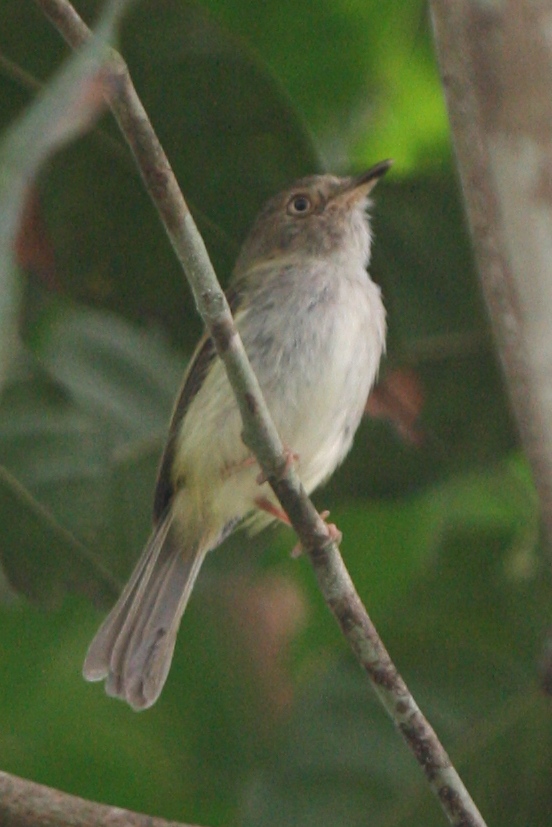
[14, 186, 58, 288]
[366, 367, 425, 445]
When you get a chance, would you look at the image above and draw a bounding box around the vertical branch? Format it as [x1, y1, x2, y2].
[430, 0, 552, 540]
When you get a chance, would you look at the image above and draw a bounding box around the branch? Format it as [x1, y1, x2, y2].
[430, 0, 552, 692]
[33, 2, 487, 825]
[0, 770, 199, 827]
[430, 0, 552, 538]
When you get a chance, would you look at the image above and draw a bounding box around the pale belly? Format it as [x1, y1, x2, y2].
[173, 266, 385, 532]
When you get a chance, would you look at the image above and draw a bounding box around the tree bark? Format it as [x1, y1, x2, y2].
[0, 771, 199, 827]
[431, 0, 552, 540]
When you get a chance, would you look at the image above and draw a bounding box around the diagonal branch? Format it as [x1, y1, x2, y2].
[31, 2, 487, 825]
[0, 770, 200, 827]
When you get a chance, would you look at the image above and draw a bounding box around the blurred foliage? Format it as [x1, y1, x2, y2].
[0, 2, 550, 827]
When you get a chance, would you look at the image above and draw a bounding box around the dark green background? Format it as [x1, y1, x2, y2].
[0, 2, 550, 825]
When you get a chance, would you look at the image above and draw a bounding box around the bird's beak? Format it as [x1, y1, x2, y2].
[333, 159, 393, 205]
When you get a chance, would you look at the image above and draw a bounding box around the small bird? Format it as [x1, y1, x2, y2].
[83, 161, 390, 709]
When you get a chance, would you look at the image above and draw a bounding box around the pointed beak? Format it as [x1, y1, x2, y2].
[333, 159, 393, 205]
[351, 159, 393, 192]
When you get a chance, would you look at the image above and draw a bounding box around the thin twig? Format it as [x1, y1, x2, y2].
[32, 2, 487, 825]
[0, 49, 42, 93]
[0, 770, 199, 827]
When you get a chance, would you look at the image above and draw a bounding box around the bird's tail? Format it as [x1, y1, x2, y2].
[83, 512, 209, 710]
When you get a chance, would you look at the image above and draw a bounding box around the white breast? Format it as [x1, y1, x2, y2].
[175, 257, 385, 531]
[251, 261, 385, 493]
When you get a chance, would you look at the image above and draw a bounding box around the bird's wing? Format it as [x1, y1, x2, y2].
[153, 287, 242, 522]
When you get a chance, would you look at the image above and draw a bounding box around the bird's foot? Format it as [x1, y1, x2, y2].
[254, 496, 291, 525]
[290, 510, 342, 558]
[256, 446, 299, 485]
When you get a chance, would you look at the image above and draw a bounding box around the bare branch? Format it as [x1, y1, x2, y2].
[430, 0, 552, 540]
[31, 2, 487, 825]
[0, 770, 200, 827]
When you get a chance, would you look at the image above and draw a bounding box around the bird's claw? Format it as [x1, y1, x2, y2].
[256, 446, 299, 485]
[290, 510, 342, 557]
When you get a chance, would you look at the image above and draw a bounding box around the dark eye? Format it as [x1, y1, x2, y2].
[287, 194, 312, 215]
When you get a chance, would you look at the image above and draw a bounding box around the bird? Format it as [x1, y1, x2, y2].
[83, 160, 390, 710]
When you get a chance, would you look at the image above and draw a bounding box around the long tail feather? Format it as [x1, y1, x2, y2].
[83, 513, 209, 710]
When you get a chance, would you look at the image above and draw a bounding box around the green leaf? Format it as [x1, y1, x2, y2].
[0, 464, 118, 608]
[38, 302, 184, 440]
[199, 0, 449, 172]
[0, 303, 183, 602]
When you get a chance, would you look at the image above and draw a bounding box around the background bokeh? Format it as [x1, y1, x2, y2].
[0, 2, 551, 825]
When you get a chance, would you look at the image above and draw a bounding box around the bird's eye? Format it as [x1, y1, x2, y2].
[287, 194, 312, 216]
